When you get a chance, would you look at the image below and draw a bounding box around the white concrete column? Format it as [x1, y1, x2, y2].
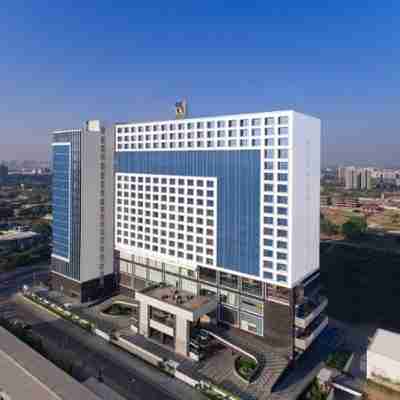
[175, 316, 189, 356]
[139, 301, 149, 337]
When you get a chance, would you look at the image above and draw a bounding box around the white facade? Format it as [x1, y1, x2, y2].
[80, 123, 115, 282]
[115, 110, 320, 289]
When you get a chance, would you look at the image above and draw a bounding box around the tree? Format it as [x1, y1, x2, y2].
[320, 215, 339, 236]
[342, 216, 367, 240]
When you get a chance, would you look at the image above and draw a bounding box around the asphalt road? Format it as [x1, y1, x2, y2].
[0, 275, 206, 400]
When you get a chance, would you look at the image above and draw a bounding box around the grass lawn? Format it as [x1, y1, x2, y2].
[320, 242, 400, 331]
[235, 356, 257, 381]
[102, 303, 132, 316]
[325, 350, 352, 370]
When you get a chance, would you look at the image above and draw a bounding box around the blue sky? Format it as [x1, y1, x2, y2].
[0, 1, 399, 165]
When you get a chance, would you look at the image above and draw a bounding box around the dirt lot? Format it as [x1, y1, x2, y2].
[321, 207, 400, 238]
[365, 381, 400, 400]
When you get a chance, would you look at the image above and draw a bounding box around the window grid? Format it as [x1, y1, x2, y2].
[116, 114, 289, 152]
[116, 173, 217, 268]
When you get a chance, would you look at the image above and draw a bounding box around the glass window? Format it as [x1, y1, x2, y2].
[278, 116, 289, 124]
[278, 207, 287, 215]
[277, 229, 288, 238]
[277, 252, 287, 260]
[135, 264, 147, 279]
[277, 274, 287, 283]
[265, 128, 274, 137]
[265, 117, 275, 125]
[278, 149, 288, 159]
[264, 271, 273, 280]
[220, 271, 238, 289]
[241, 278, 263, 297]
[277, 196, 288, 204]
[165, 273, 179, 287]
[221, 306, 238, 326]
[181, 278, 197, 294]
[265, 173, 274, 181]
[278, 127, 289, 135]
[240, 312, 263, 336]
[220, 289, 239, 306]
[277, 263, 287, 271]
[264, 194, 274, 203]
[264, 249, 273, 257]
[278, 184, 288, 193]
[199, 267, 217, 283]
[264, 261, 273, 269]
[164, 263, 180, 275]
[264, 184, 274, 192]
[265, 161, 274, 170]
[265, 138, 274, 146]
[279, 138, 289, 146]
[240, 296, 264, 315]
[265, 149, 274, 159]
[149, 269, 162, 283]
[200, 283, 217, 297]
[278, 161, 288, 170]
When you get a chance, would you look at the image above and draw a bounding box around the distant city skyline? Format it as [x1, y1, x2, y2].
[1, 2, 399, 166]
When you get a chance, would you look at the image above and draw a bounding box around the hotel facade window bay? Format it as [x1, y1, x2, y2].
[52, 110, 327, 359]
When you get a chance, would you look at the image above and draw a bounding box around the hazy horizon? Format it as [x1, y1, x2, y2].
[1, 2, 399, 166]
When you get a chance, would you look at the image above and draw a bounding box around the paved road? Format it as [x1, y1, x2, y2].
[0, 294, 206, 400]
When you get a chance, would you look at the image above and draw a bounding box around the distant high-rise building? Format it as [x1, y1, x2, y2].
[360, 169, 372, 190]
[344, 167, 357, 190]
[0, 164, 8, 184]
[337, 166, 346, 182]
[51, 120, 116, 302]
[344, 167, 372, 190]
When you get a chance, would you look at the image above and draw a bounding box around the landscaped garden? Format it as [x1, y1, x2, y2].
[102, 302, 133, 316]
[325, 350, 352, 370]
[234, 356, 258, 382]
[24, 292, 96, 332]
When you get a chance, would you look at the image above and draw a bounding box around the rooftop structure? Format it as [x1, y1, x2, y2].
[140, 285, 216, 312]
[368, 328, 400, 363]
[367, 328, 400, 390]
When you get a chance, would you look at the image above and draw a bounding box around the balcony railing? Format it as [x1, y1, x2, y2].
[295, 295, 328, 329]
[295, 314, 328, 351]
[150, 318, 174, 337]
[150, 312, 175, 328]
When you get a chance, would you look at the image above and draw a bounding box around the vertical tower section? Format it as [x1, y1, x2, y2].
[52, 142, 72, 263]
[51, 121, 116, 302]
[289, 112, 321, 287]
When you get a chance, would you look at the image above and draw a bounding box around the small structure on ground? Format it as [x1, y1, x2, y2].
[367, 328, 400, 392]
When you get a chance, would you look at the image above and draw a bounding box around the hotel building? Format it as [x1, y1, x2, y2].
[114, 110, 327, 358]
